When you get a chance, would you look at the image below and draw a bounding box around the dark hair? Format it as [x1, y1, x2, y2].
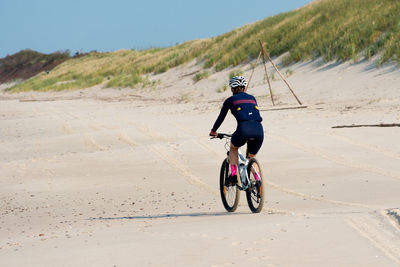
[232, 86, 245, 94]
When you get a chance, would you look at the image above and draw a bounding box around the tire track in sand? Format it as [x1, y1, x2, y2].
[115, 130, 138, 147]
[174, 123, 376, 209]
[173, 122, 227, 159]
[83, 134, 105, 151]
[134, 123, 218, 196]
[150, 145, 218, 196]
[309, 130, 400, 161]
[48, 106, 74, 133]
[68, 115, 140, 150]
[135, 123, 172, 143]
[269, 132, 400, 181]
[175, 123, 378, 209]
[266, 181, 377, 209]
[86, 118, 139, 148]
[174, 123, 295, 215]
[51, 105, 139, 150]
[149, 137, 290, 215]
[47, 107, 102, 151]
[53, 111, 105, 151]
[345, 212, 400, 265]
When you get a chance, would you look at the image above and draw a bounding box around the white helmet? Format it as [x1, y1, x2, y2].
[229, 76, 248, 88]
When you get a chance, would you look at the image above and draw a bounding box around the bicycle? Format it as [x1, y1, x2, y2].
[211, 133, 265, 213]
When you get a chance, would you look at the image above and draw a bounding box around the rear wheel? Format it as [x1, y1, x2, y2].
[246, 158, 265, 213]
[220, 158, 240, 212]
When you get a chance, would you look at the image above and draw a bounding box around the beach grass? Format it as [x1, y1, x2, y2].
[229, 69, 244, 79]
[193, 70, 210, 82]
[8, 0, 400, 92]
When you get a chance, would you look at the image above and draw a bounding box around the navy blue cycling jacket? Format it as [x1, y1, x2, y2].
[212, 92, 263, 132]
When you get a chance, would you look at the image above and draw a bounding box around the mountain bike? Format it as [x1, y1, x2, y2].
[211, 133, 265, 213]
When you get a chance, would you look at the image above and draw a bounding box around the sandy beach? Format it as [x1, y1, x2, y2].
[1, 59, 400, 266]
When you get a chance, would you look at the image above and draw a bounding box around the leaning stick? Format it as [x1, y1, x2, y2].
[245, 50, 262, 91]
[260, 105, 308, 112]
[332, 123, 400, 129]
[259, 40, 303, 105]
[258, 40, 274, 106]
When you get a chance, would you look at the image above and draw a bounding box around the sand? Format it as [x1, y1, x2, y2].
[1, 59, 400, 266]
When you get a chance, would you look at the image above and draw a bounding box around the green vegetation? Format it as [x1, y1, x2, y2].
[193, 70, 210, 82]
[8, 0, 400, 92]
[216, 84, 229, 93]
[285, 68, 294, 77]
[178, 92, 192, 103]
[8, 41, 211, 91]
[203, 0, 400, 68]
[229, 69, 244, 79]
[270, 72, 276, 81]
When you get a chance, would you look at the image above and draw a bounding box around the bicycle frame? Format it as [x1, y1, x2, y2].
[215, 133, 251, 190]
[236, 149, 251, 190]
[212, 132, 265, 213]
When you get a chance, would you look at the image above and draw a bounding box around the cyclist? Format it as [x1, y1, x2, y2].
[210, 76, 264, 186]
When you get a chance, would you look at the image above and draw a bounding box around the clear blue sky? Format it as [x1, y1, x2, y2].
[0, 0, 313, 57]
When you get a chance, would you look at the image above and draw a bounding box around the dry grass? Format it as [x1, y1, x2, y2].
[8, 0, 400, 92]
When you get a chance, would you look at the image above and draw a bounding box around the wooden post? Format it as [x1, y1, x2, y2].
[259, 40, 303, 105]
[332, 123, 400, 129]
[258, 40, 274, 106]
[245, 50, 261, 92]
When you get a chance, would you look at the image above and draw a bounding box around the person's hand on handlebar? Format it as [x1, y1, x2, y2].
[209, 130, 218, 137]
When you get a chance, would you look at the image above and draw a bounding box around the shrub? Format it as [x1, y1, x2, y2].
[193, 70, 210, 82]
[229, 69, 244, 79]
[216, 84, 229, 93]
[285, 68, 294, 77]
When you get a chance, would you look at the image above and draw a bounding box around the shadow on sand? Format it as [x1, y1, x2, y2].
[89, 211, 248, 221]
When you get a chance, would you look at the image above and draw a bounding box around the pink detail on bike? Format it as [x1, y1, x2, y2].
[254, 172, 261, 181]
[230, 164, 238, 176]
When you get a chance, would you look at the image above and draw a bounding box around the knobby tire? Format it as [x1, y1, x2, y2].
[220, 158, 240, 212]
[246, 158, 265, 213]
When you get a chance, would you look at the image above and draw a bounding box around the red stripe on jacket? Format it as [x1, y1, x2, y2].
[232, 99, 257, 106]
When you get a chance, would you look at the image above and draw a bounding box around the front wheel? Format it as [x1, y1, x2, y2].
[220, 158, 240, 212]
[246, 158, 265, 213]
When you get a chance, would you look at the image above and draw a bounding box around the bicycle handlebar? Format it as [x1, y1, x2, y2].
[210, 133, 232, 140]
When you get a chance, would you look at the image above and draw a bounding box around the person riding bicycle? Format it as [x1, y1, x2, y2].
[210, 76, 264, 186]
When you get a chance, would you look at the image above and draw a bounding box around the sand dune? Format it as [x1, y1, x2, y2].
[1, 60, 400, 266]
